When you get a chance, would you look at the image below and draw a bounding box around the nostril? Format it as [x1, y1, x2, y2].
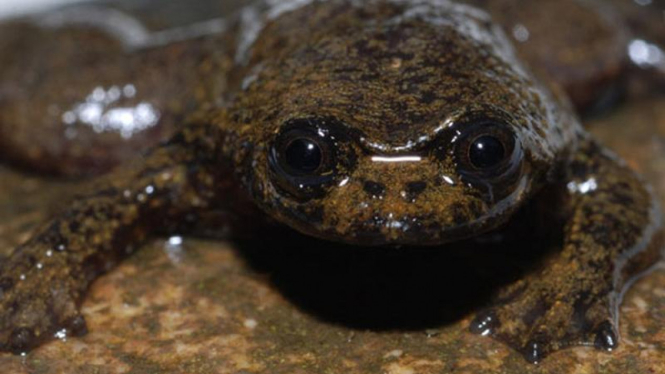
[363, 181, 386, 198]
[404, 181, 427, 201]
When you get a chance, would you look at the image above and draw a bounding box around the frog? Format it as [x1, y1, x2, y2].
[0, 0, 663, 365]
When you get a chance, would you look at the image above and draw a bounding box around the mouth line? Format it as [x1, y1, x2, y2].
[323, 177, 529, 246]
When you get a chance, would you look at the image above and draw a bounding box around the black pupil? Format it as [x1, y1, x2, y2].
[469, 135, 506, 169]
[284, 138, 323, 174]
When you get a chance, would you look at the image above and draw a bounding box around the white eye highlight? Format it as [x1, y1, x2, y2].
[371, 156, 423, 163]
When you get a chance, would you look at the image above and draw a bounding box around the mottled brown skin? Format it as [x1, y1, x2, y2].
[466, 0, 631, 112]
[0, 0, 663, 365]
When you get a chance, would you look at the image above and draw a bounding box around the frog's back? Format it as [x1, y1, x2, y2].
[233, 0, 580, 156]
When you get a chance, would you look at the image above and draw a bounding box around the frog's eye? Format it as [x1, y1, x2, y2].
[468, 134, 508, 170]
[453, 121, 522, 180]
[269, 119, 340, 199]
[281, 136, 326, 174]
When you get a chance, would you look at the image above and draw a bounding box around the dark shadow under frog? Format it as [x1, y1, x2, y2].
[0, 0, 663, 365]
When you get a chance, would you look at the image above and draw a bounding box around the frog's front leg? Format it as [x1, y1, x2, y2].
[470, 137, 664, 363]
[0, 124, 231, 354]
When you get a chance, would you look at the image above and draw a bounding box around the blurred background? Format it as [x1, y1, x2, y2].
[0, 0, 251, 31]
[0, 0, 92, 18]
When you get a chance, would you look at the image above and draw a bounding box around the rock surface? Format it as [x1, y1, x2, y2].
[0, 1, 664, 373]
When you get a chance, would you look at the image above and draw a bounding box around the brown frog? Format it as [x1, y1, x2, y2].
[0, 0, 663, 364]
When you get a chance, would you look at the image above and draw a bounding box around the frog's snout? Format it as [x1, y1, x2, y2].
[403, 181, 429, 201]
[362, 181, 387, 199]
[363, 180, 429, 202]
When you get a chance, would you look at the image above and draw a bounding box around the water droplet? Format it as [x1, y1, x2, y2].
[168, 236, 183, 246]
[523, 340, 543, 364]
[441, 175, 455, 186]
[62, 111, 77, 125]
[107, 86, 121, 101]
[512, 24, 530, 43]
[123, 84, 137, 98]
[54, 329, 68, 341]
[244, 319, 258, 329]
[165, 236, 185, 264]
[594, 322, 619, 351]
[470, 311, 498, 336]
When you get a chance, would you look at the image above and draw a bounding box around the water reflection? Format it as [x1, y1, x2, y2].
[164, 235, 185, 265]
[62, 84, 160, 139]
[567, 177, 598, 194]
[629, 39, 664, 70]
[512, 23, 530, 43]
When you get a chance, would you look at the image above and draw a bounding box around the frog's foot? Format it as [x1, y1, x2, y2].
[0, 256, 89, 354]
[469, 274, 619, 364]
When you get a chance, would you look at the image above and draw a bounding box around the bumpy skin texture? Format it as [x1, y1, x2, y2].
[0, 0, 663, 364]
[471, 137, 664, 362]
[466, 0, 630, 112]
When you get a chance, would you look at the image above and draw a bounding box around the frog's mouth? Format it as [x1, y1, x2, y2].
[315, 210, 516, 247]
[274, 201, 524, 248]
[270, 175, 530, 247]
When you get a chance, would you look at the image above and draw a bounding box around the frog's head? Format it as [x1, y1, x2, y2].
[224, 0, 578, 246]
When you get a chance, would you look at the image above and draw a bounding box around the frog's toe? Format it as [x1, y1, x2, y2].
[518, 318, 619, 363]
[593, 321, 619, 352]
[0, 303, 85, 354]
[7, 327, 35, 354]
[470, 279, 619, 363]
[1, 312, 88, 354]
[522, 338, 546, 364]
[0, 273, 86, 354]
[65, 314, 89, 337]
[469, 309, 499, 336]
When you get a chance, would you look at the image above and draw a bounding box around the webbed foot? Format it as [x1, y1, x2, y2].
[0, 246, 89, 354]
[467, 137, 664, 364]
[469, 274, 619, 364]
